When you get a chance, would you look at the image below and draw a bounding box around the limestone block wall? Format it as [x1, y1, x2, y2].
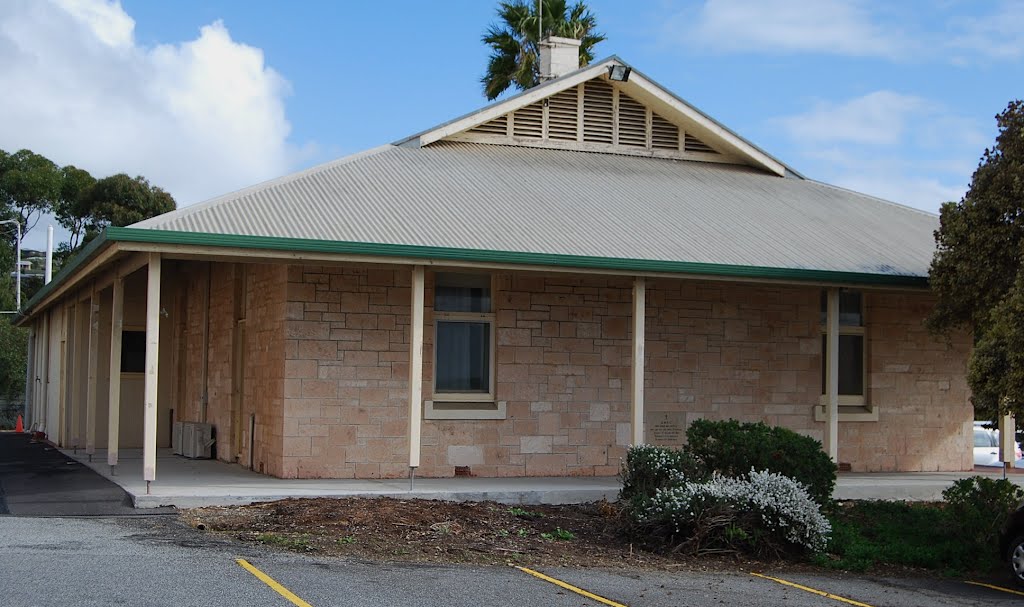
[174, 261, 287, 474]
[177, 262, 240, 462]
[842, 292, 972, 471]
[469, 272, 632, 477]
[280, 262, 974, 478]
[283, 265, 412, 478]
[645, 282, 973, 472]
[644, 281, 820, 435]
[243, 263, 287, 476]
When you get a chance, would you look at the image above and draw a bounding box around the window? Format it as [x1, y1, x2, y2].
[820, 291, 867, 406]
[121, 330, 146, 373]
[433, 272, 495, 402]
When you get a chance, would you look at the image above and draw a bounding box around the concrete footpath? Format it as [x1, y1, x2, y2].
[64, 446, 1024, 509]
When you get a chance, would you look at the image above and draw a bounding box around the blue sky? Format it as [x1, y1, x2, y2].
[1, 0, 1022, 248]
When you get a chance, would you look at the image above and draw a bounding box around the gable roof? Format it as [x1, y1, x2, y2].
[397, 56, 797, 179]
[18, 57, 938, 322]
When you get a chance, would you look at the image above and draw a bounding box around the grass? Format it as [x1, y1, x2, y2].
[540, 528, 575, 542]
[814, 501, 997, 575]
[509, 507, 543, 519]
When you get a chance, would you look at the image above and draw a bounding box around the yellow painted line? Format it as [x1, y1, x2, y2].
[236, 558, 314, 607]
[751, 572, 874, 607]
[965, 580, 1024, 597]
[515, 565, 628, 607]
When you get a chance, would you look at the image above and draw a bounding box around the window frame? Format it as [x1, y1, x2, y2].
[431, 272, 497, 405]
[818, 291, 872, 418]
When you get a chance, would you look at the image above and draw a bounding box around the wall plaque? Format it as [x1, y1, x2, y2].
[647, 412, 685, 446]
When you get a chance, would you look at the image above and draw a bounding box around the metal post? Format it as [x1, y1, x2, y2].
[14, 221, 20, 310]
[45, 225, 53, 284]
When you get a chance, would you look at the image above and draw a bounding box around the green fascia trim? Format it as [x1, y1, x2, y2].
[106, 227, 929, 288]
[15, 231, 111, 322]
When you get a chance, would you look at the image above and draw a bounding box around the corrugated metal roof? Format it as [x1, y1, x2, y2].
[133, 141, 937, 278]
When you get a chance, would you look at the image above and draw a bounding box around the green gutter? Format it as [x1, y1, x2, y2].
[105, 227, 928, 288]
[16, 231, 111, 322]
[17, 226, 929, 322]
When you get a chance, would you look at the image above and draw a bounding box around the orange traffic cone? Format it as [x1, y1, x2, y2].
[15, 414, 24, 433]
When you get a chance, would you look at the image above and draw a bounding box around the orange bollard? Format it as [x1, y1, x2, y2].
[15, 414, 24, 433]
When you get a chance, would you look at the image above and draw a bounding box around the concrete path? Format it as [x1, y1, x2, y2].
[66, 448, 620, 508]
[65, 446, 1024, 509]
[0, 433, 172, 516]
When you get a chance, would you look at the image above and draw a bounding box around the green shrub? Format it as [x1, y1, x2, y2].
[685, 419, 837, 505]
[942, 476, 1024, 565]
[816, 501, 962, 572]
[618, 444, 706, 511]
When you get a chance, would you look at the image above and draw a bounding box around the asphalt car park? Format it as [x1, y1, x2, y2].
[3, 513, 1024, 607]
[3, 431, 1024, 606]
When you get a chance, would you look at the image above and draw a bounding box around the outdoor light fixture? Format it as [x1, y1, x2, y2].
[608, 65, 631, 82]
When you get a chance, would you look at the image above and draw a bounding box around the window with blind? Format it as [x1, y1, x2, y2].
[433, 272, 495, 401]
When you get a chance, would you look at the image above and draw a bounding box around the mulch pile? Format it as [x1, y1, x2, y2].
[186, 497, 698, 569]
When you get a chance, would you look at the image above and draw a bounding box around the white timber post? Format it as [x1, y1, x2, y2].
[408, 265, 425, 485]
[107, 276, 124, 472]
[85, 286, 99, 460]
[631, 277, 646, 445]
[1000, 413, 1017, 469]
[143, 253, 161, 491]
[824, 288, 840, 462]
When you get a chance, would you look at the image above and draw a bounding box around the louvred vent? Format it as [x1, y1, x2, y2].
[460, 76, 722, 158]
[513, 102, 543, 138]
[469, 114, 507, 136]
[651, 114, 679, 150]
[617, 94, 647, 148]
[583, 81, 614, 144]
[685, 134, 718, 154]
[547, 88, 578, 141]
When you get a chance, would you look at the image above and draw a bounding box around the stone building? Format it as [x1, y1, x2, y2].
[16, 43, 971, 486]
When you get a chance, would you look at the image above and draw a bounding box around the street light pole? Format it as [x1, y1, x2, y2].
[0, 219, 22, 311]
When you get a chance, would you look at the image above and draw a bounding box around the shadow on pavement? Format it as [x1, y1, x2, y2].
[0, 433, 173, 516]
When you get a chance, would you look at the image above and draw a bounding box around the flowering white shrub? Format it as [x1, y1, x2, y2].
[619, 444, 704, 507]
[643, 469, 831, 553]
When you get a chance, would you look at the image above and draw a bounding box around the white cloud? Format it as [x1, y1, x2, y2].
[663, 0, 1023, 65]
[771, 92, 985, 213]
[0, 0, 308, 246]
[773, 91, 932, 146]
[948, 0, 1024, 61]
[664, 0, 911, 58]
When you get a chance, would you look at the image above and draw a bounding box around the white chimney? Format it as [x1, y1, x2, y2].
[538, 36, 581, 81]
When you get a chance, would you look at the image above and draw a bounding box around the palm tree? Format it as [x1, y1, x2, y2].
[481, 0, 605, 100]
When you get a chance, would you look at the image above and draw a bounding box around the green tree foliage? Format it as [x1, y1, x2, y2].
[0, 148, 175, 409]
[481, 0, 605, 100]
[54, 165, 97, 249]
[929, 100, 1024, 419]
[0, 149, 62, 234]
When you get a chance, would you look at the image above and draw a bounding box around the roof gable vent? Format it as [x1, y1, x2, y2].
[461, 76, 725, 162]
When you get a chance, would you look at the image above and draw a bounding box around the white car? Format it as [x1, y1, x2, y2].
[974, 424, 1023, 466]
